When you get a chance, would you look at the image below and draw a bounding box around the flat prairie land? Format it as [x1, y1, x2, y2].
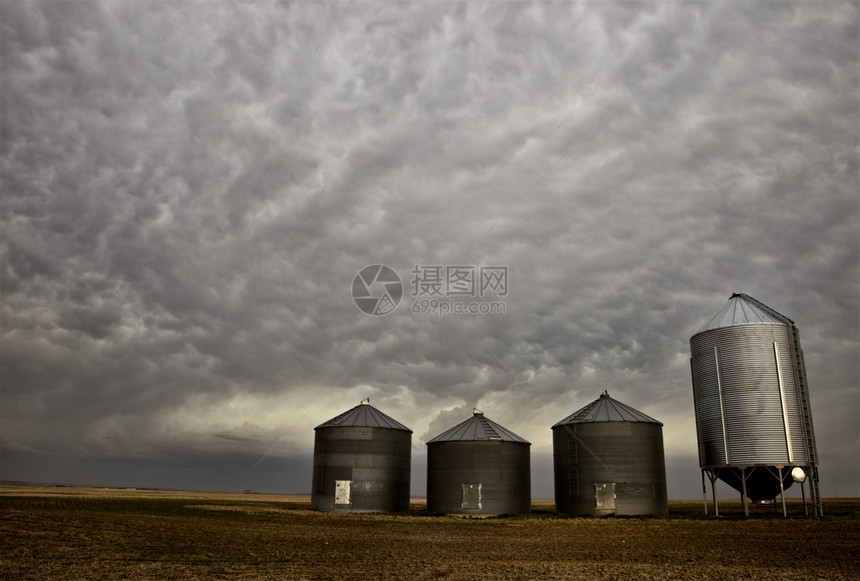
[1, 485, 858, 580]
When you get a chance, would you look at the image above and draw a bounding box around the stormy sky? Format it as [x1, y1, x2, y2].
[2, 1, 858, 500]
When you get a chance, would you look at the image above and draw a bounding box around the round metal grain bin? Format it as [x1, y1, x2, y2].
[426, 411, 531, 515]
[552, 392, 668, 516]
[311, 400, 412, 513]
[690, 293, 821, 508]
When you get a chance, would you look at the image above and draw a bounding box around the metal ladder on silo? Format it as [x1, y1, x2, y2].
[790, 324, 823, 516]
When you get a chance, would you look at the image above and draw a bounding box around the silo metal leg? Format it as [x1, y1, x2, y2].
[778, 466, 787, 517]
[708, 469, 720, 517]
[801, 475, 808, 516]
[740, 467, 749, 517]
[701, 470, 708, 516]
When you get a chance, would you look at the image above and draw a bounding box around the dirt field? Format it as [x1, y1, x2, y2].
[1, 484, 858, 580]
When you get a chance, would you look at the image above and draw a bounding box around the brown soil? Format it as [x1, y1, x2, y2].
[1, 485, 858, 580]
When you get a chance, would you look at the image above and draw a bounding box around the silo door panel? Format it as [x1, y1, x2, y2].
[335, 480, 352, 505]
[461, 483, 482, 510]
[594, 482, 616, 513]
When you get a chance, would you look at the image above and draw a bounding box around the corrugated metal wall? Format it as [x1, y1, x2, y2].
[311, 426, 412, 513]
[426, 441, 531, 514]
[690, 324, 811, 467]
[552, 421, 668, 515]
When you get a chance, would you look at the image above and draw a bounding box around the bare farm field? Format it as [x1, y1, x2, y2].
[1, 484, 858, 580]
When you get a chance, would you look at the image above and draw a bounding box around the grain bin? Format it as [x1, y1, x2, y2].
[311, 399, 412, 513]
[690, 293, 821, 515]
[552, 391, 668, 516]
[426, 410, 531, 515]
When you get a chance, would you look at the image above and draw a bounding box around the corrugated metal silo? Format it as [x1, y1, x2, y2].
[311, 399, 412, 513]
[690, 293, 821, 515]
[552, 391, 668, 516]
[426, 410, 531, 514]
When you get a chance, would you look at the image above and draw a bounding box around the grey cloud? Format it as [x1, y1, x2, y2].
[2, 1, 857, 498]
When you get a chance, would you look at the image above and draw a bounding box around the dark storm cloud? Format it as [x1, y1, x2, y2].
[2, 1, 857, 497]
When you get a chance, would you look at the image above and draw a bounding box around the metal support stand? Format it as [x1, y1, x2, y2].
[711, 470, 720, 517]
[778, 466, 787, 517]
[740, 467, 749, 517]
[801, 473, 808, 516]
[702, 469, 721, 516]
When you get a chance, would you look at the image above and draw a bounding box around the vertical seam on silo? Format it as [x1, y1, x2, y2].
[714, 345, 730, 464]
[773, 342, 794, 463]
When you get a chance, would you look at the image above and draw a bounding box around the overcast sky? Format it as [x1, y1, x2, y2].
[2, 1, 858, 500]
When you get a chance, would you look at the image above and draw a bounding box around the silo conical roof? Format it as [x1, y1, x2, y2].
[315, 400, 412, 432]
[694, 293, 794, 335]
[552, 391, 662, 426]
[427, 410, 530, 444]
